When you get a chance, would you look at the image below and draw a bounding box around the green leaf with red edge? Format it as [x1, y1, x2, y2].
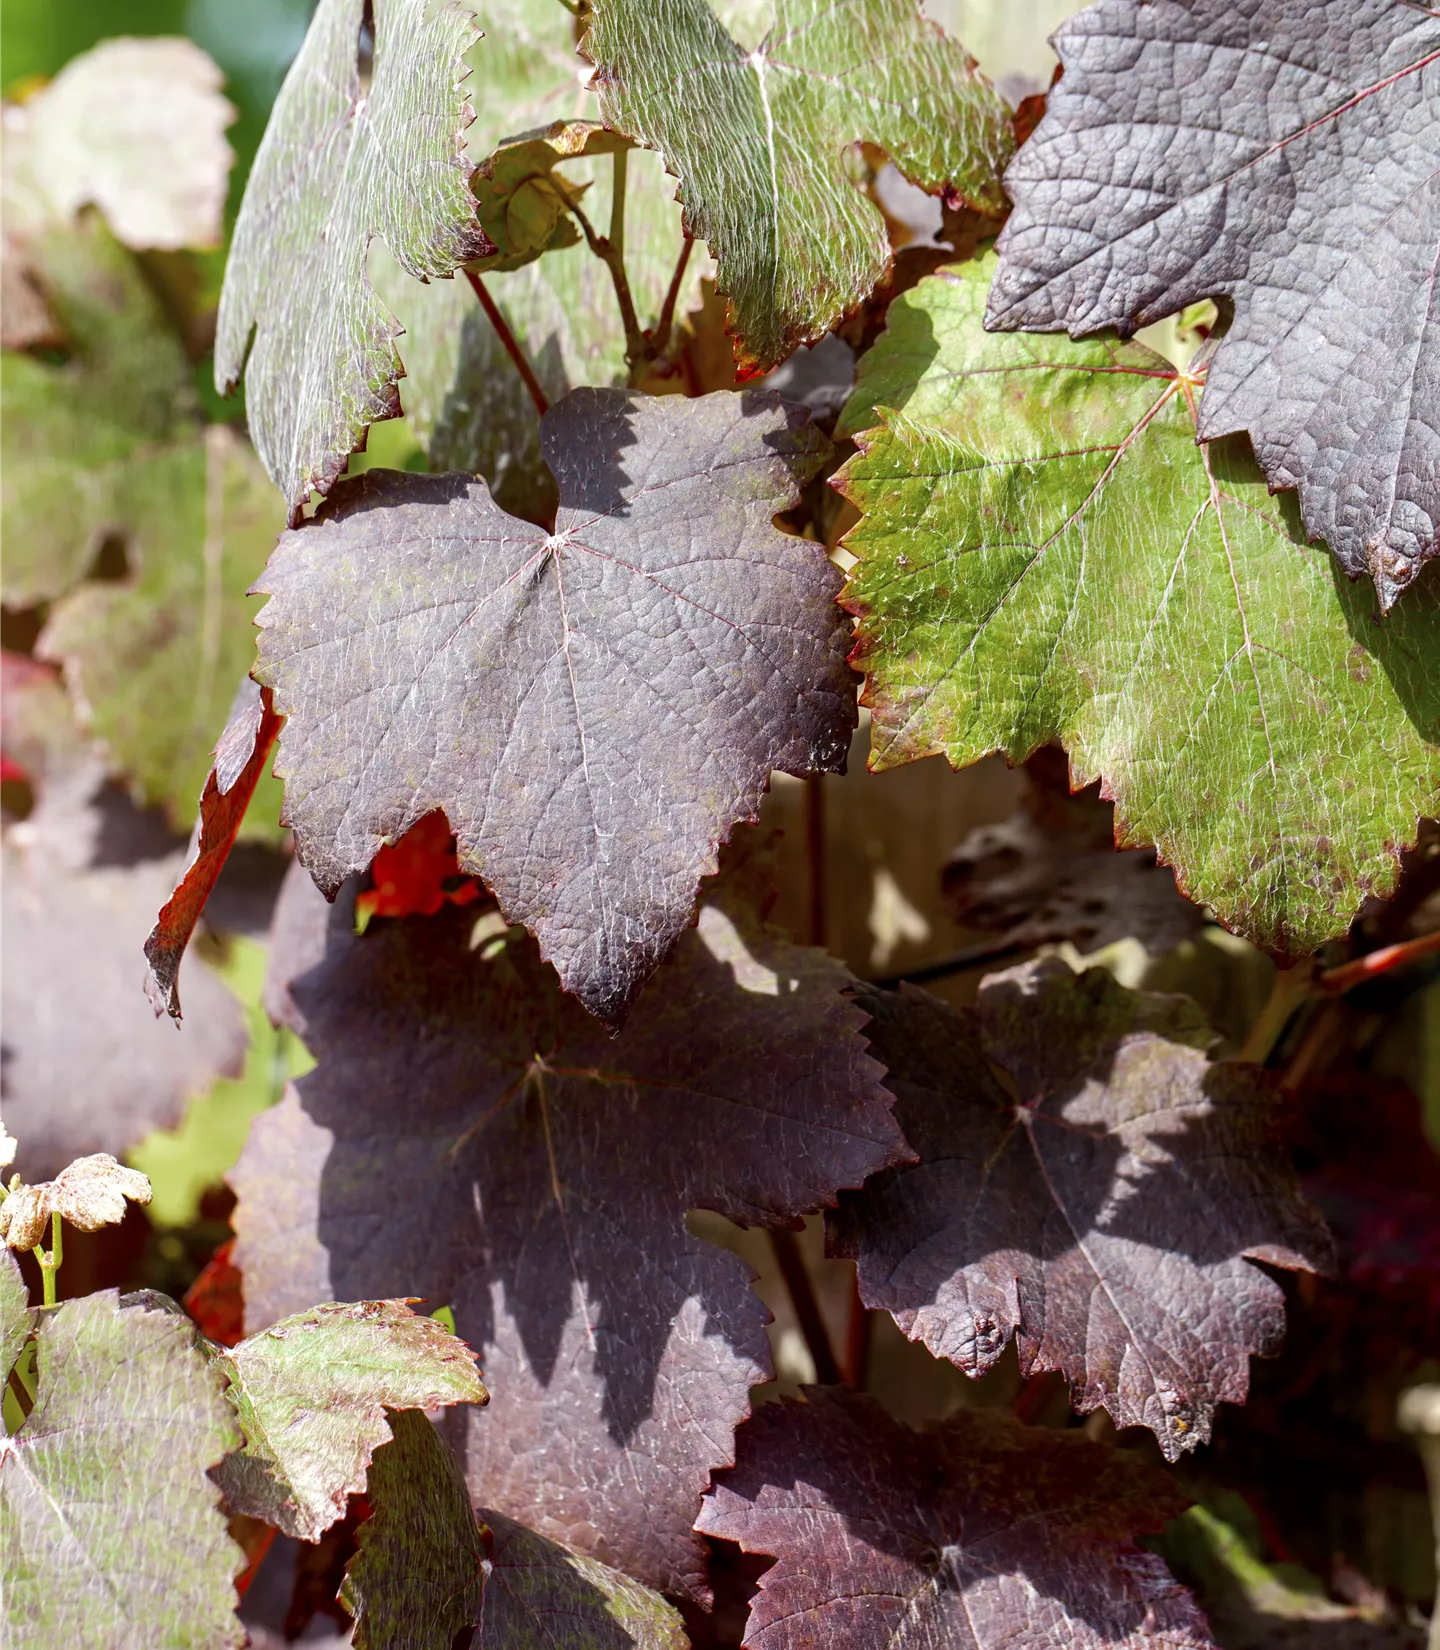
[215, 0, 490, 521]
[583, 0, 1013, 371]
[229, 837, 906, 1597]
[696, 1389, 1217, 1650]
[837, 254, 1440, 959]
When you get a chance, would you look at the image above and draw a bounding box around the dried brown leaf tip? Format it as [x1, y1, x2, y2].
[0, 1154, 152, 1251]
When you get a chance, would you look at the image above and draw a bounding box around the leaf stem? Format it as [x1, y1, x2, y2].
[1237, 962, 1316, 1065]
[768, 1229, 842, 1385]
[1318, 927, 1440, 995]
[464, 269, 549, 420]
[32, 1211, 62, 1308]
[566, 197, 649, 383]
[608, 145, 627, 260]
[651, 234, 695, 365]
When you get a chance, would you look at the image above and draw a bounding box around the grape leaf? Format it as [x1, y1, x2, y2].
[583, 0, 1013, 370]
[252, 387, 852, 1025]
[344, 1408, 689, 1650]
[2, 765, 248, 1181]
[0, 1153, 152, 1251]
[38, 428, 286, 833]
[214, 0, 490, 521]
[472, 120, 632, 273]
[18, 37, 235, 251]
[1, 216, 195, 607]
[145, 679, 285, 1020]
[829, 959, 1332, 1460]
[210, 1298, 487, 1542]
[0, 1289, 244, 1647]
[985, 0, 1440, 609]
[0, 1251, 32, 1393]
[837, 256, 1440, 958]
[229, 843, 904, 1595]
[696, 1389, 1216, 1650]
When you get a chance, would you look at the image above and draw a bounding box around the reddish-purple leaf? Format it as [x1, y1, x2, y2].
[144, 677, 283, 1020]
[829, 959, 1333, 1459]
[250, 386, 853, 1028]
[230, 841, 905, 1597]
[696, 1389, 1217, 1649]
[986, 0, 1440, 607]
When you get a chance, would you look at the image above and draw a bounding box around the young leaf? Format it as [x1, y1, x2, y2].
[17, 37, 235, 252]
[829, 960, 1333, 1460]
[472, 120, 632, 272]
[145, 679, 285, 1020]
[230, 844, 904, 1595]
[0, 1154, 151, 1252]
[211, 1298, 487, 1542]
[38, 429, 286, 834]
[215, 0, 490, 521]
[986, 0, 1440, 608]
[0, 1289, 244, 1647]
[252, 388, 852, 1025]
[696, 1390, 1216, 1650]
[584, 0, 1013, 370]
[838, 256, 1440, 959]
[344, 1408, 689, 1650]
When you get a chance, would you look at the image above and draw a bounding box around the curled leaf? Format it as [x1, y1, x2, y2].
[0, 1155, 152, 1252]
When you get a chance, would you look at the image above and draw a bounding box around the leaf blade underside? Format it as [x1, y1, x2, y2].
[837, 255, 1440, 958]
[985, 0, 1440, 607]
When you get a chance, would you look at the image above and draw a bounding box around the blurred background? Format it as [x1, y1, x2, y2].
[2, 2, 1438, 1645]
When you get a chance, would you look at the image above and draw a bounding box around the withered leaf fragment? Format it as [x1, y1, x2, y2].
[215, 0, 489, 519]
[697, 1390, 1217, 1649]
[230, 843, 904, 1596]
[253, 388, 852, 1026]
[0, 1154, 152, 1252]
[829, 960, 1333, 1459]
[987, 0, 1440, 607]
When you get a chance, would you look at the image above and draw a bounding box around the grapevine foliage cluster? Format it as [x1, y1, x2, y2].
[1, 0, 1439, 1646]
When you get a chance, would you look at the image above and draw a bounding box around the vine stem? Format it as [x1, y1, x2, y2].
[650, 234, 695, 364]
[32, 1211, 62, 1308]
[1317, 927, 1440, 995]
[566, 195, 650, 383]
[464, 269, 549, 419]
[768, 1229, 842, 1385]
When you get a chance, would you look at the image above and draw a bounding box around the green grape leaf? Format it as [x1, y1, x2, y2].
[837, 255, 1440, 957]
[211, 1298, 487, 1542]
[215, 0, 490, 522]
[829, 961, 1332, 1460]
[230, 839, 903, 1596]
[0, 1250, 32, 1389]
[697, 1390, 1215, 1649]
[472, 120, 631, 273]
[0, 1289, 243, 1647]
[38, 428, 286, 834]
[583, 0, 1013, 370]
[0, 217, 195, 607]
[344, 1408, 689, 1650]
[251, 388, 851, 1026]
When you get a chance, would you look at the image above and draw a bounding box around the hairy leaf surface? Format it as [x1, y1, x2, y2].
[839, 257, 1440, 957]
[230, 846, 903, 1595]
[696, 1390, 1215, 1649]
[210, 1300, 485, 1543]
[0, 1290, 243, 1647]
[986, 0, 1440, 607]
[345, 1408, 688, 1650]
[215, 0, 489, 520]
[830, 960, 1332, 1459]
[253, 388, 852, 1025]
[585, 0, 1012, 369]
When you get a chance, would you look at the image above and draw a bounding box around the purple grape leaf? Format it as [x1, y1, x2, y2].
[828, 959, 1334, 1461]
[986, 0, 1440, 608]
[229, 841, 906, 1598]
[214, 0, 490, 522]
[696, 1389, 1217, 1650]
[251, 387, 853, 1027]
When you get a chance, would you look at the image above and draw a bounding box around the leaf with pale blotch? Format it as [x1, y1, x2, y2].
[20, 37, 235, 251]
[230, 841, 904, 1596]
[584, 0, 1012, 370]
[987, 0, 1440, 609]
[253, 387, 852, 1026]
[215, 0, 489, 521]
[697, 1390, 1216, 1650]
[345, 1408, 688, 1650]
[0, 1290, 243, 1647]
[0, 1154, 151, 1252]
[838, 256, 1440, 959]
[472, 121, 631, 273]
[829, 959, 1332, 1460]
[211, 1299, 486, 1542]
[38, 428, 286, 835]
